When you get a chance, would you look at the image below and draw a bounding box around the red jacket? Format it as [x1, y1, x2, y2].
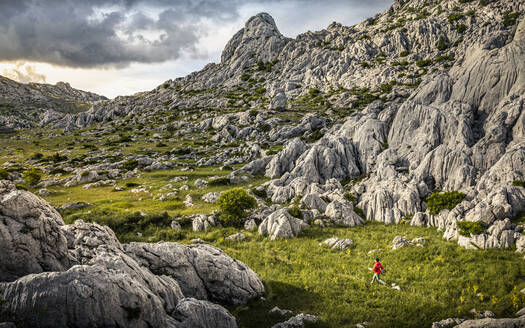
[373, 262, 383, 274]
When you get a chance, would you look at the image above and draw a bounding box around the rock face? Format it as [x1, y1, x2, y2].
[0, 181, 72, 282]
[0, 182, 263, 327]
[123, 242, 264, 306]
[258, 208, 309, 240]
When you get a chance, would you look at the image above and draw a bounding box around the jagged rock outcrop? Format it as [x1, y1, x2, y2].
[0, 181, 263, 327]
[258, 208, 308, 240]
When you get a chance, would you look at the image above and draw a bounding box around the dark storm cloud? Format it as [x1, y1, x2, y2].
[0, 0, 392, 68]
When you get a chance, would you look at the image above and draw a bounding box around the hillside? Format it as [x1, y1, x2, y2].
[0, 75, 106, 131]
[1, 0, 525, 327]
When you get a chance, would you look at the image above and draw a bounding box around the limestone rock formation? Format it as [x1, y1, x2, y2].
[0, 182, 263, 327]
[258, 208, 309, 240]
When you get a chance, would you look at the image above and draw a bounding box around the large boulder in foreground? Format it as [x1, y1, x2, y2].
[0, 181, 72, 282]
[0, 265, 174, 328]
[124, 242, 265, 306]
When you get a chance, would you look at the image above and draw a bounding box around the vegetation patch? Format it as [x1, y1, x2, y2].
[217, 188, 257, 226]
[457, 221, 486, 237]
[426, 191, 466, 215]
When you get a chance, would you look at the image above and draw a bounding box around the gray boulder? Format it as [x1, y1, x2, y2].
[271, 313, 319, 328]
[124, 242, 264, 305]
[0, 181, 72, 282]
[258, 208, 308, 240]
[0, 265, 175, 328]
[171, 298, 238, 328]
[324, 199, 364, 227]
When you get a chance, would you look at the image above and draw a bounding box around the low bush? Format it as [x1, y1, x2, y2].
[217, 188, 257, 226]
[15, 184, 27, 190]
[251, 187, 267, 199]
[31, 153, 43, 160]
[448, 13, 464, 24]
[436, 36, 449, 51]
[122, 159, 139, 171]
[50, 168, 67, 175]
[456, 24, 467, 33]
[125, 182, 140, 188]
[208, 177, 231, 187]
[344, 192, 358, 203]
[503, 12, 519, 28]
[426, 191, 466, 215]
[0, 169, 8, 180]
[288, 205, 303, 219]
[513, 180, 525, 187]
[457, 221, 486, 236]
[416, 59, 432, 67]
[24, 168, 42, 186]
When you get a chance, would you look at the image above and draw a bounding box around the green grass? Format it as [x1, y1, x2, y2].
[208, 223, 525, 328]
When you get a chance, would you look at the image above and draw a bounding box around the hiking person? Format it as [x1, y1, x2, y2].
[369, 258, 386, 285]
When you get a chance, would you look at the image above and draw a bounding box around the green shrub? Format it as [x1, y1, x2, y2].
[448, 13, 464, 24]
[31, 153, 43, 160]
[249, 109, 258, 117]
[15, 184, 28, 190]
[24, 168, 42, 186]
[122, 159, 139, 171]
[241, 73, 251, 81]
[416, 59, 432, 67]
[456, 24, 467, 33]
[0, 169, 8, 180]
[217, 188, 257, 226]
[162, 82, 170, 89]
[426, 191, 466, 215]
[354, 207, 365, 219]
[126, 182, 140, 188]
[503, 12, 520, 27]
[304, 129, 324, 143]
[251, 187, 267, 199]
[513, 180, 525, 187]
[344, 192, 357, 203]
[400, 50, 409, 57]
[50, 168, 67, 175]
[457, 221, 486, 236]
[479, 0, 491, 6]
[208, 177, 231, 187]
[436, 36, 449, 51]
[288, 205, 303, 219]
[50, 152, 68, 163]
[172, 148, 191, 155]
[80, 171, 89, 177]
[360, 61, 371, 68]
[156, 142, 167, 147]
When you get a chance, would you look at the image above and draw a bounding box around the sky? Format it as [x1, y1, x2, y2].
[0, 0, 392, 98]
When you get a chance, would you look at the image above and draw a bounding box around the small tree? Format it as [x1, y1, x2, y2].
[24, 168, 42, 186]
[217, 188, 257, 226]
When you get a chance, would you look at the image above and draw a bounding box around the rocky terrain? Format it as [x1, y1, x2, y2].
[0, 76, 106, 131]
[1, 0, 525, 327]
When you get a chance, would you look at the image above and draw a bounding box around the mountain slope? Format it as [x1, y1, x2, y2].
[0, 75, 106, 131]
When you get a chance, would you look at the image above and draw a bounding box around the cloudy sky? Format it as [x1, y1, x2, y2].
[0, 0, 392, 98]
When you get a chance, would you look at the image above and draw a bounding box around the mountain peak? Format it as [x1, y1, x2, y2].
[244, 13, 282, 38]
[221, 12, 286, 63]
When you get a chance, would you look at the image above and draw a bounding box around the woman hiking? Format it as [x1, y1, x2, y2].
[369, 258, 386, 285]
